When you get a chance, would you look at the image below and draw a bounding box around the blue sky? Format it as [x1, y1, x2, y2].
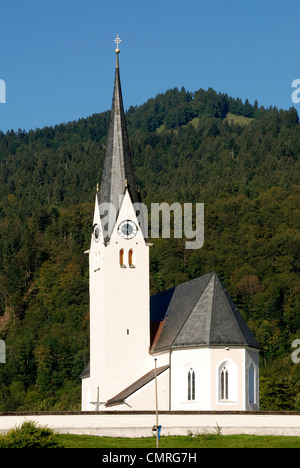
[1, 0, 300, 133]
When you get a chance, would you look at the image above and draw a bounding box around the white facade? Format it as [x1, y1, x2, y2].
[81, 198, 260, 412]
[82, 204, 260, 411]
[89, 346, 259, 412]
[171, 346, 259, 411]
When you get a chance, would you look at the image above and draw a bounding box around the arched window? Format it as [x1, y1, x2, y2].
[128, 249, 135, 268]
[249, 363, 255, 403]
[220, 366, 229, 400]
[218, 360, 237, 402]
[119, 249, 125, 267]
[187, 368, 195, 401]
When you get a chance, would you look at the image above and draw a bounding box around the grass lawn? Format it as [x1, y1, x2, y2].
[57, 433, 300, 449]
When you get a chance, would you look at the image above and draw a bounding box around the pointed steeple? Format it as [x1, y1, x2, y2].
[98, 37, 140, 241]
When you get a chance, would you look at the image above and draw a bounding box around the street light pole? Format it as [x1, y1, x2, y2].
[154, 358, 159, 448]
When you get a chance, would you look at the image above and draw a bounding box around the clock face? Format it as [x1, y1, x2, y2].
[93, 224, 101, 242]
[117, 220, 138, 239]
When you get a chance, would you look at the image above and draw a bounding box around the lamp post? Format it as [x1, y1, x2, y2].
[154, 358, 159, 448]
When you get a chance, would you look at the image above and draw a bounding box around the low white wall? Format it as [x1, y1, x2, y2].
[0, 411, 299, 437]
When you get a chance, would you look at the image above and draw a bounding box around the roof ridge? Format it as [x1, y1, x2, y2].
[204, 273, 216, 344]
[151, 272, 215, 300]
[170, 273, 214, 348]
[210, 274, 244, 344]
[210, 274, 261, 348]
[106, 364, 170, 406]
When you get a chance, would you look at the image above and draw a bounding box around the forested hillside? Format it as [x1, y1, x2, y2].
[0, 86, 299, 411]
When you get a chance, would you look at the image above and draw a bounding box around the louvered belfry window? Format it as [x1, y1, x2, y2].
[119, 249, 124, 266]
[128, 249, 133, 266]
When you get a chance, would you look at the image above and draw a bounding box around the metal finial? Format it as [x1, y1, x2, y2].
[96, 183, 99, 192]
[114, 34, 122, 54]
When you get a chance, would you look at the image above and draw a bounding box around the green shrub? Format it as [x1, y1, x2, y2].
[0, 421, 64, 448]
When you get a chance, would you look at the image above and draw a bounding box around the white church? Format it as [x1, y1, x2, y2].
[80, 41, 261, 412]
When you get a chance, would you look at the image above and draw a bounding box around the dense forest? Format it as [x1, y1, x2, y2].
[0, 85, 299, 411]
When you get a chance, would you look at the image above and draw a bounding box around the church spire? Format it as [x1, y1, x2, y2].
[98, 36, 140, 242]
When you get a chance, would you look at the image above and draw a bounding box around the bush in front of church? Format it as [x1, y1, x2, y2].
[0, 421, 64, 448]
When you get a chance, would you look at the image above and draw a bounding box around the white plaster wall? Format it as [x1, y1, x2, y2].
[151, 351, 170, 368]
[81, 377, 91, 411]
[245, 348, 260, 411]
[107, 369, 170, 411]
[170, 347, 253, 411]
[170, 348, 211, 410]
[211, 347, 244, 411]
[86, 191, 153, 409]
[0, 412, 299, 437]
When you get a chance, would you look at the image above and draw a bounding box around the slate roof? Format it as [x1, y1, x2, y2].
[79, 363, 90, 379]
[150, 272, 261, 352]
[98, 55, 141, 242]
[106, 364, 169, 407]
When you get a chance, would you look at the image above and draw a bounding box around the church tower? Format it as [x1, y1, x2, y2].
[81, 38, 152, 410]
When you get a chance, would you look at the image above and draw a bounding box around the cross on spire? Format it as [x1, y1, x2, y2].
[114, 34, 122, 54]
[98, 34, 143, 243]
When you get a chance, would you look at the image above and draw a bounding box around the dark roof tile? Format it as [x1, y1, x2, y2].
[106, 364, 169, 407]
[150, 272, 261, 351]
[98, 59, 141, 241]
